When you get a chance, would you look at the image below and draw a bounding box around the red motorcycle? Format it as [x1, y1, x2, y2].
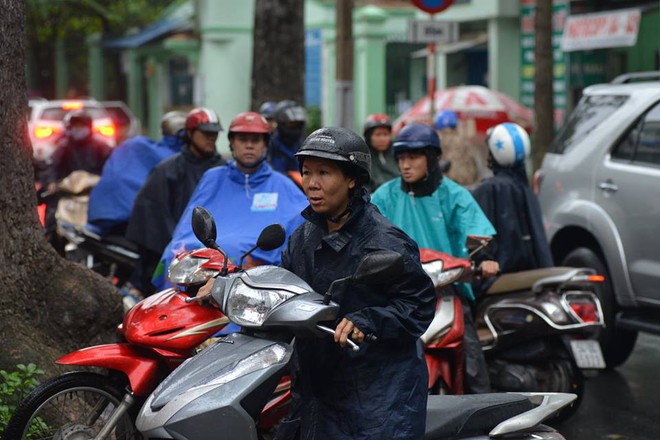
[419, 248, 470, 395]
[5, 226, 291, 440]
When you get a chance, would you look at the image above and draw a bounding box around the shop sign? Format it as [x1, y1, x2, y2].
[519, 0, 569, 127]
[561, 8, 641, 52]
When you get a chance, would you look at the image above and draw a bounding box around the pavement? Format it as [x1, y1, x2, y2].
[555, 333, 660, 439]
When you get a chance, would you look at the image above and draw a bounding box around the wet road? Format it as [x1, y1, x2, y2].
[553, 333, 660, 439]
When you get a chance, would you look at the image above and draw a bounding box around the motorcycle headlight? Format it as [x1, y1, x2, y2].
[168, 254, 216, 285]
[226, 279, 294, 327]
[189, 343, 291, 393]
[423, 260, 463, 287]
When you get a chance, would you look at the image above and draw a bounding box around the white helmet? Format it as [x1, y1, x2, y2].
[486, 122, 530, 167]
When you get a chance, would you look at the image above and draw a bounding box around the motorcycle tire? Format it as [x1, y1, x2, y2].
[535, 357, 584, 423]
[4, 371, 138, 440]
[562, 247, 638, 368]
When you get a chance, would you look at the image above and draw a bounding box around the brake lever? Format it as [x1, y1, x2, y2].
[316, 324, 360, 352]
[184, 295, 207, 304]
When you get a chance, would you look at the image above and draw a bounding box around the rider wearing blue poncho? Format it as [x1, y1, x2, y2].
[154, 112, 307, 289]
[86, 112, 187, 236]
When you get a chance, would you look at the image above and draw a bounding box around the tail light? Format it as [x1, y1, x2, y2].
[569, 302, 598, 323]
[34, 125, 59, 139]
[95, 123, 116, 138]
[62, 101, 84, 110]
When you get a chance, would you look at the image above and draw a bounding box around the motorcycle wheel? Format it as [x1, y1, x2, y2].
[535, 358, 584, 423]
[5, 372, 138, 440]
[562, 247, 638, 367]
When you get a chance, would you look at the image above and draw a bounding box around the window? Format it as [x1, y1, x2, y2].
[549, 94, 628, 154]
[612, 120, 640, 161]
[634, 103, 660, 166]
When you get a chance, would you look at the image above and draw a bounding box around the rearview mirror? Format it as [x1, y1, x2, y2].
[466, 235, 491, 252]
[257, 224, 286, 251]
[192, 206, 218, 249]
[352, 251, 404, 285]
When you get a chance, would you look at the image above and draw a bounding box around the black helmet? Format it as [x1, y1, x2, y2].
[295, 127, 371, 184]
[274, 100, 307, 124]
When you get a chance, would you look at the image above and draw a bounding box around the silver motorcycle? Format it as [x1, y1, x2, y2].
[136, 207, 576, 440]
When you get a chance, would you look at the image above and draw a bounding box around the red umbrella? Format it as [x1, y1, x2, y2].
[392, 85, 533, 136]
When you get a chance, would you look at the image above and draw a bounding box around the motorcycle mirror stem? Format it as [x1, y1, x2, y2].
[191, 206, 230, 276]
[237, 224, 286, 271]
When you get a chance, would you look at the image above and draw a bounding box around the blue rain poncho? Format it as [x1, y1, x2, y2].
[87, 135, 183, 235]
[371, 177, 495, 300]
[154, 160, 307, 289]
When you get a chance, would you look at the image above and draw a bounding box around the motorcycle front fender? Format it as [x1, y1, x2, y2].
[56, 343, 164, 396]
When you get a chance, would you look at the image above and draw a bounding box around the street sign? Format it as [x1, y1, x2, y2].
[408, 20, 458, 44]
[411, 0, 454, 15]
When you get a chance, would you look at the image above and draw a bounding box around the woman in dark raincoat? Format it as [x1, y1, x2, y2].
[277, 127, 436, 440]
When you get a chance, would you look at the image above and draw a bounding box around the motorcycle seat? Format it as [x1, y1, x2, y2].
[425, 393, 534, 439]
[486, 267, 579, 295]
[81, 229, 138, 253]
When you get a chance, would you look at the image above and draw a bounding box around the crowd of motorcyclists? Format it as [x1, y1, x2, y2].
[34, 98, 556, 439]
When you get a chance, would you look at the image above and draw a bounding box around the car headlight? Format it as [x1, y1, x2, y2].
[169, 254, 216, 285]
[423, 260, 464, 287]
[226, 279, 294, 327]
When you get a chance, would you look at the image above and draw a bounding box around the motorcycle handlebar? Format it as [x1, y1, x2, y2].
[316, 325, 360, 352]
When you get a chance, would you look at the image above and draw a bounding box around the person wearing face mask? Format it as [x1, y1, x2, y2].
[152, 111, 307, 290]
[41, 110, 112, 251]
[267, 100, 307, 178]
[371, 123, 499, 394]
[126, 107, 225, 294]
[43, 110, 112, 192]
[362, 113, 398, 192]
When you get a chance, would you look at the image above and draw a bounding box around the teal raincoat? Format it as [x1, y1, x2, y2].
[371, 177, 495, 300]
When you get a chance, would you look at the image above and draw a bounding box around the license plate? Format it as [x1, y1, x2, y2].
[570, 339, 606, 369]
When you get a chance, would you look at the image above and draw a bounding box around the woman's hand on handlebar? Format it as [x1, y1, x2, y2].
[197, 278, 216, 300]
[477, 260, 500, 278]
[335, 318, 365, 347]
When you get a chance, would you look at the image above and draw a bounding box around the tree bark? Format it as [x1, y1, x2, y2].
[533, 0, 554, 169]
[250, 0, 305, 111]
[0, 0, 122, 376]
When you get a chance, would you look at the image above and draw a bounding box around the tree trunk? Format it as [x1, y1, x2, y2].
[250, 0, 305, 110]
[0, 0, 122, 376]
[533, 0, 554, 170]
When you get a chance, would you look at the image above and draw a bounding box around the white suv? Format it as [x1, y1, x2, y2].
[537, 72, 660, 368]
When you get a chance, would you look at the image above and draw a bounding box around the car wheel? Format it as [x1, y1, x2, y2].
[562, 247, 637, 368]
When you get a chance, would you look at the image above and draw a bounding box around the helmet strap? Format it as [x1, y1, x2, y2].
[326, 206, 352, 224]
